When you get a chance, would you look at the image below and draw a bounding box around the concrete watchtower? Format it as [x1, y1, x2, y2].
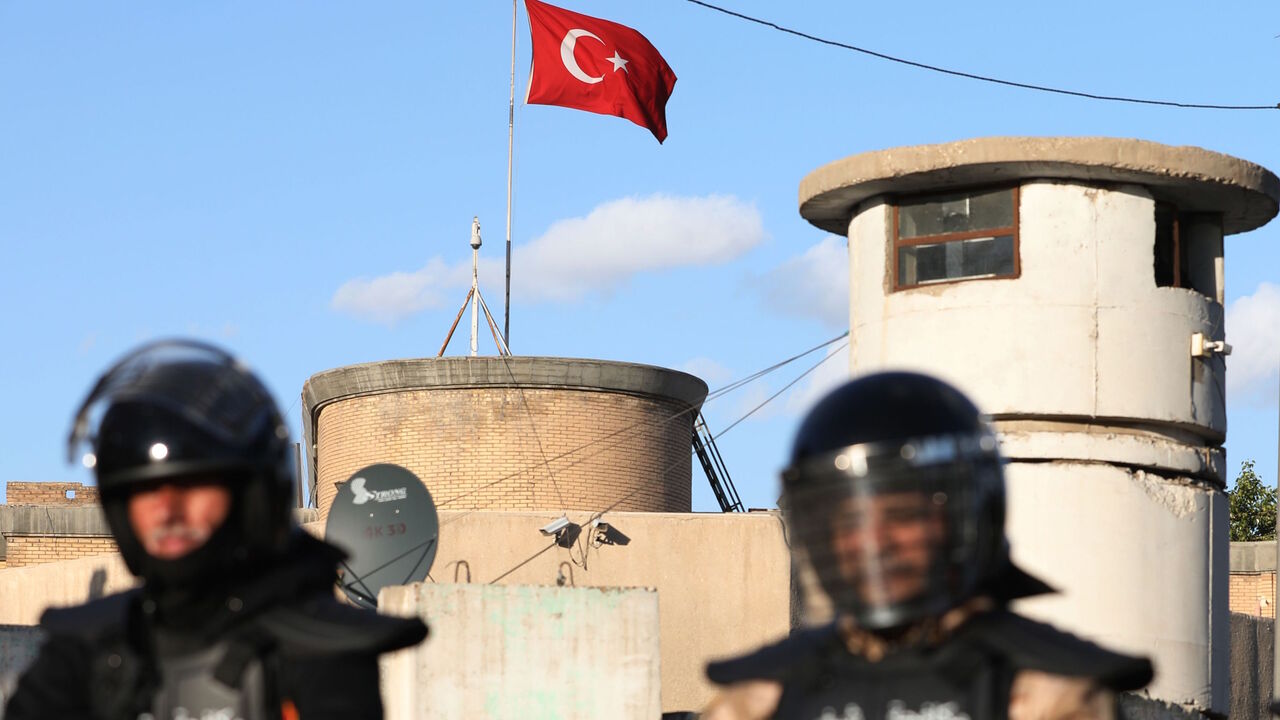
[799, 137, 1279, 715]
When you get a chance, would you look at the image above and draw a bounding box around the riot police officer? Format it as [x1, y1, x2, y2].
[703, 372, 1152, 720]
[5, 340, 427, 720]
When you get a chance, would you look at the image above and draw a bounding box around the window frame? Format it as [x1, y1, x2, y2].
[1154, 203, 1226, 301]
[891, 185, 1021, 291]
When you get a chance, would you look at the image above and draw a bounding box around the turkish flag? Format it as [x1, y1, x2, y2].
[525, 0, 677, 143]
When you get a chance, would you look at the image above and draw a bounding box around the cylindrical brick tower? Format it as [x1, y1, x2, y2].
[302, 356, 707, 521]
[799, 137, 1279, 715]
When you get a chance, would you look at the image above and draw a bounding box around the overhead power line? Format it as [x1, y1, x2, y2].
[433, 331, 850, 526]
[684, 0, 1279, 111]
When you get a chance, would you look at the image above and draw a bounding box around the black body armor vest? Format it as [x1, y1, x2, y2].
[40, 586, 427, 720]
[707, 611, 1153, 720]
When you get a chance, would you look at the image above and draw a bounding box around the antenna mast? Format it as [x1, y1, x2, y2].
[439, 217, 511, 358]
[470, 216, 482, 357]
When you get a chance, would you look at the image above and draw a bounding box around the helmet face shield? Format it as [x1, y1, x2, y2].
[68, 340, 285, 487]
[784, 432, 1001, 630]
[66, 339, 297, 586]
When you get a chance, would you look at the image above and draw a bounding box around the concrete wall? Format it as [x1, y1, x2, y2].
[847, 182, 1226, 443]
[303, 357, 708, 520]
[1229, 613, 1274, 720]
[0, 505, 111, 565]
[1006, 462, 1226, 712]
[346, 509, 791, 714]
[379, 584, 660, 720]
[1231, 541, 1277, 618]
[0, 510, 790, 714]
[0, 625, 43, 715]
[0, 553, 135, 625]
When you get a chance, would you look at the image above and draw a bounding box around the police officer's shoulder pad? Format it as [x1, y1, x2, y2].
[257, 594, 428, 657]
[960, 611, 1153, 692]
[705, 623, 839, 686]
[39, 589, 141, 643]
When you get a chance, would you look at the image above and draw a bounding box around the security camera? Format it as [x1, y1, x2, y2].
[539, 515, 571, 536]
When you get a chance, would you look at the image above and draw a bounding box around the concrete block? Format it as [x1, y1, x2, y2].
[1229, 612, 1274, 720]
[379, 583, 661, 720]
[0, 625, 44, 716]
[1231, 541, 1278, 573]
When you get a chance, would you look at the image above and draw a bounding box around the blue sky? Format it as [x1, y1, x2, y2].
[2, 1, 1277, 508]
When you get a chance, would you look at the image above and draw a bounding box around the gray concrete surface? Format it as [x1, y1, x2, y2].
[1117, 695, 1205, 719]
[0, 625, 43, 717]
[799, 136, 1280, 235]
[0, 507, 318, 562]
[1232, 541, 1278, 573]
[379, 583, 661, 720]
[1231, 612, 1274, 720]
[0, 505, 109, 560]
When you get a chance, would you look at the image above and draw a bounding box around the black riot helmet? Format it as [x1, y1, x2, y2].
[782, 371, 1048, 632]
[67, 339, 296, 589]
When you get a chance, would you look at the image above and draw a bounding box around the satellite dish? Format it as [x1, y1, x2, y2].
[325, 463, 439, 609]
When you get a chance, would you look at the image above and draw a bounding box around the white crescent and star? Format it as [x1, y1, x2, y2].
[559, 29, 629, 85]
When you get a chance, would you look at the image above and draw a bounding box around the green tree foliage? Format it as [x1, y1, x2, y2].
[1229, 460, 1277, 542]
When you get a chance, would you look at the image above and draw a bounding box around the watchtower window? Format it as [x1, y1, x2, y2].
[893, 187, 1019, 290]
[1154, 203, 1223, 300]
[1154, 203, 1181, 288]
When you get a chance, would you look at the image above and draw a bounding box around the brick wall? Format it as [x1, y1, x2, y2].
[4, 534, 118, 568]
[316, 387, 694, 518]
[6, 482, 99, 506]
[1229, 570, 1276, 618]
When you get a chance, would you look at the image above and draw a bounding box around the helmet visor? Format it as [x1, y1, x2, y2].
[67, 340, 280, 474]
[783, 433, 998, 629]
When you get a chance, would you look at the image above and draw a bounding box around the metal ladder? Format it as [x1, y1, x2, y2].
[692, 412, 744, 512]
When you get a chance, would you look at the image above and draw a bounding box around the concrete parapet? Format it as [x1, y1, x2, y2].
[0, 505, 110, 562]
[379, 583, 661, 720]
[1231, 541, 1278, 573]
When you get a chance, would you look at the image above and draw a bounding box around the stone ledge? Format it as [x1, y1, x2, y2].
[800, 136, 1280, 236]
[1231, 541, 1278, 573]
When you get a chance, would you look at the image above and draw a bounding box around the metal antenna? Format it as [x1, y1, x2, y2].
[470, 216, 482, 357]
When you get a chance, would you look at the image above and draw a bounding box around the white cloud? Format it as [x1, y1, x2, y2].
[1227, 282, 1280, 407]
[758, 235, 849, 328]
[497, 194, 765, 302]
[331, 257, 469, 326]
[331, 194, 765, 324]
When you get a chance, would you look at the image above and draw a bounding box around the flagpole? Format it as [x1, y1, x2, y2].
[504, 0, 517, 348]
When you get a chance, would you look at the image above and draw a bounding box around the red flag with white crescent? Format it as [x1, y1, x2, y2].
[525, 0, 677, 143]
